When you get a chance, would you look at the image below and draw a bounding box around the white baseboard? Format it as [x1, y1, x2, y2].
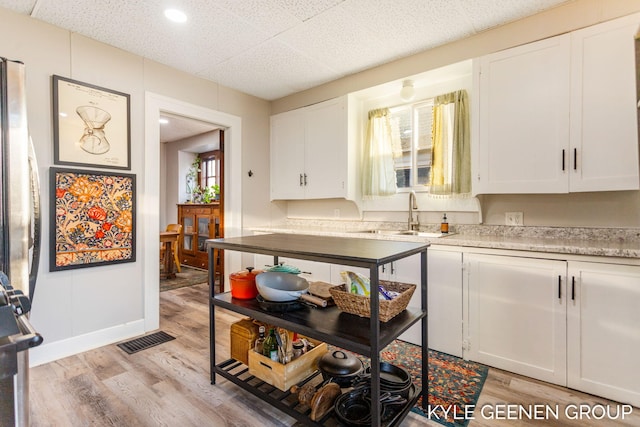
[28, 319, 147, 367]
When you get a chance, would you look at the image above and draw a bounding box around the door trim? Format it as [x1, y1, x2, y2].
[144, 92, 242, 331]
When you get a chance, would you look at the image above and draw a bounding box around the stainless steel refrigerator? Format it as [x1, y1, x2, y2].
[0, 57, 43, 427]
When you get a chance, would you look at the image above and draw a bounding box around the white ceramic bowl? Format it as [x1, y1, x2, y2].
[255, 272, 309, 302]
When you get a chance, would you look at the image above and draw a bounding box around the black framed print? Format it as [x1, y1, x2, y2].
[50, 167, 136, 271]
[52, 75, 131, 170]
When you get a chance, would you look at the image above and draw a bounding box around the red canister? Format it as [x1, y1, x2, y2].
[229, 267, 262, 299]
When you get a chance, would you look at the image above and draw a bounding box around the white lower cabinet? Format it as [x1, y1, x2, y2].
[466, 253, 567, 385]
[567, 262, 640, 407]
[423, 248, 463, 356]
[466, 252, 640, 407]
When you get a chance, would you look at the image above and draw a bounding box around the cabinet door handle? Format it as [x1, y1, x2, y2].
[558, 275, 562, 299]
[304, 173, 308, 186]
[390, 262, 395, 275]
[573, 148, 577, 170]
[562, 149, 566, 171]
[381, 264, 386, 273]
[299, 173, 304, 186]
[571, 276, 576, 301]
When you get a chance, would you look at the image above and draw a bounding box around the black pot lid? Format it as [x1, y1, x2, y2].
[319, 350, 363, 376]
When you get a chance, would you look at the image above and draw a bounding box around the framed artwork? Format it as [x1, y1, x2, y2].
[50, 167, 136, 271]
[53, 75, 131, 170]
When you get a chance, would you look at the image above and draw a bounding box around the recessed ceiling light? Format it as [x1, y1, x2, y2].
[164, 8, 187, 23]
[159, 118, 169, 124]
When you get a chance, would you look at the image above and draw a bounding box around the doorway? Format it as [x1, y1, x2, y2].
[159, 116, 224, 291]
[144, 93, 242, 332]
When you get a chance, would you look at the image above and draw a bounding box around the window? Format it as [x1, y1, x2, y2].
[198, 150, 220, 188]
[389, 99, 434, 189]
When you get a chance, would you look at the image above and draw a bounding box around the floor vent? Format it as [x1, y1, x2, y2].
[117, 331, 175, 354]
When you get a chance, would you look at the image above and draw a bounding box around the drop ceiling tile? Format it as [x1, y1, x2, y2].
[272, 0, 345, 21]
[142, 14, 271, 76]
[214, 0, 302, 36]
[30, 0, 271, 76]
[0, 0, 36, 14]
[342, 0, 475, 58]
[452, 0, 571, 33]
[277, 4, 398, 76]
[203, 38, 339, 100]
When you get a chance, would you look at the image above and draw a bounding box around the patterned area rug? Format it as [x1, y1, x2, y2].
[160, 266, 208, 292]
[332, 340, 487, 427]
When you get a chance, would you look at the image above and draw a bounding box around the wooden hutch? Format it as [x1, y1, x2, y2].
[177, 203, 223, 285]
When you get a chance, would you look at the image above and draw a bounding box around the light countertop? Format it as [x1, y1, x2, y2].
[250, 222, 640, 259]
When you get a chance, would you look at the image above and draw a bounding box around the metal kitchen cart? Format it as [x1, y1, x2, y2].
[207, 233, 428, 426]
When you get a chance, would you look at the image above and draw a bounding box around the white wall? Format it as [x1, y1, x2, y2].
[0, 7, 275, 365]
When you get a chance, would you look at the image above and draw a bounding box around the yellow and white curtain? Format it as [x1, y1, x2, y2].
[362, 108, 398, 198]
[430, 90, 471, 196]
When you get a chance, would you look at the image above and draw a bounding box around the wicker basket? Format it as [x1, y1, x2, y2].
[329, 281, 416, 322]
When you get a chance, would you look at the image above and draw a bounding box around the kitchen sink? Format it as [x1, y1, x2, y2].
[347, 229, 397, 235]
[348, 229, 452, 238]
[394, 230, 451, 238]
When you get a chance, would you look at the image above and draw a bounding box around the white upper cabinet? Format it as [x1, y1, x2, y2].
[569, 14, 640, 192]
[270, 96, 356, 201]
[475, 34, 571, 194]
[473, 14, 640, 194]
[270, 109, 306, 200]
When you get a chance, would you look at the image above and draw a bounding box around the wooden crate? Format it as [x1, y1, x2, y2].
[248, 339, 327, 391]
[230, 318, 259, 365]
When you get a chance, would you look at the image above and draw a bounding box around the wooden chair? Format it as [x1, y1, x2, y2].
[165, 224, 182, 273]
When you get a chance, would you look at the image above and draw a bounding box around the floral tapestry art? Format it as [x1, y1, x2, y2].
[50, 168, 136, 271]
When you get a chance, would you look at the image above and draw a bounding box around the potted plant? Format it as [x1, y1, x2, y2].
[185, 157, 201, 203]
[200, 184, 220, 203]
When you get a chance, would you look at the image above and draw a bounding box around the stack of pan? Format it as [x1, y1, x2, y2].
[372, 362, 413, 399]
[336, 361, 414, 425]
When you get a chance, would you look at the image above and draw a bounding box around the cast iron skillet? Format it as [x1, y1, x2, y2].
[366, 361, 411, 387]
[334, 384, 416, 426]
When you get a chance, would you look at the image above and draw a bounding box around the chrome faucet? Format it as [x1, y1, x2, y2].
[408, 191, 419, 231]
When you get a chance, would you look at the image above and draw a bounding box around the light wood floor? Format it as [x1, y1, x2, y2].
[29, 284, 639, 426]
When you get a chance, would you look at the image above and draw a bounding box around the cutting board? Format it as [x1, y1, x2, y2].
[309, 281, 337, 305]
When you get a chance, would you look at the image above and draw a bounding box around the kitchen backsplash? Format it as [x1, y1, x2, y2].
[272, 219, 640, 242]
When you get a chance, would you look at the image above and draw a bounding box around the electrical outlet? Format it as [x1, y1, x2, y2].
[333, 209, 340, 218]
[505, 212, 524, 226]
